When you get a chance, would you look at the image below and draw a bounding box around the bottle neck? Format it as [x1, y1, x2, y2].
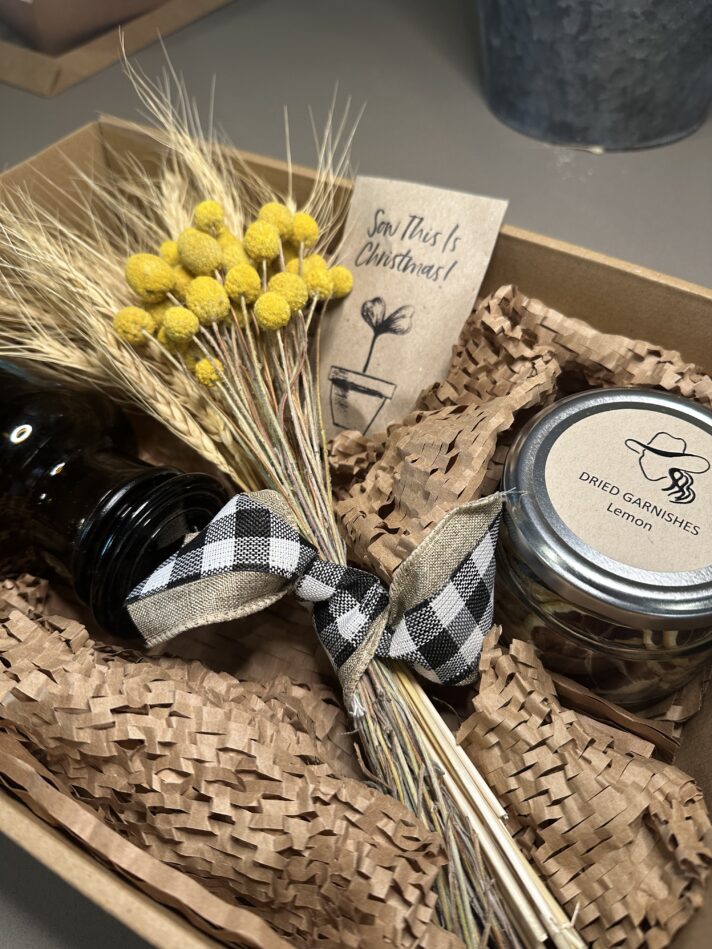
[75, 470, 227, 637]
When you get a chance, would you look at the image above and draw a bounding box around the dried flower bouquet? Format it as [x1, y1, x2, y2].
[0, 65, 581, 948]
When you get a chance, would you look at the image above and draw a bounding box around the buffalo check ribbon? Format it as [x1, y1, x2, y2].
[127, 489, 502, 702]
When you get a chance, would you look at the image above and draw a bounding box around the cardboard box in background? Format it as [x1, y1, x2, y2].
[0, 0, 165, 54]
[0, 116, 711, 948]
[0, 0, 232, 96]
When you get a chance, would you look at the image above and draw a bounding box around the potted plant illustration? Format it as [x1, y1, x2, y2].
[329, 297, 414, 433]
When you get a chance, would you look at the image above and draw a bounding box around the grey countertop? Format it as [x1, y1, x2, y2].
[0, 0, 710, 946]
[2, 0, 712, 288]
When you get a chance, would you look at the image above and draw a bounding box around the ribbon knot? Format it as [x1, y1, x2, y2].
[127, 489, 502, 701]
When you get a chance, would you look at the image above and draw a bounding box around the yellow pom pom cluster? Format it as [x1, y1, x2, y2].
[125, 254, 174, 303]
[305, 253, 327, 270]
[163, 306, 200, 343]
[254, 291, 291, 330]
[217, 229, 237, 248]
[268, 271, 308, 314]
[284, 253, 353, 300]
[117, 199, 349, 366]
[193, 200, 224, 237]
[194, 357, 224, 387]
[113, 306, 155, 344]
[225, 262, 262, 304]
[177, 227, 222, 275]
[258, 202, 293, 239]
[291, 212, 319, 248]
[243, 220, 281, 261]
[159, 240, 179, 266]
[329, 265, 353, 299]
[186, 276, 230, 324]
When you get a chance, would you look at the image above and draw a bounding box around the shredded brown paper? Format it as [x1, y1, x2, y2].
[0, 577, 459, 949]
[458, 630, 712, 948]
[3, 284, 712, 949]
[328, 283, 712, 946]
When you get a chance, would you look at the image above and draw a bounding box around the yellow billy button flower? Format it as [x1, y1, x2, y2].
[268, 271, 308, 314]
[243, 220, 281, 261]
[291, 211, 319, 248]
[163, 306, 200, 344]
[329, 265, 354, 299]
[185, 275, 230, 324]
[194, 357, 224, 387]
[177, 227, 222, 275]
[172, 265, 192, 303]
[217, 228, 236, 248]
[157, 326, 186, 353]
[113, 306, 155, 344]
[224, 262, 262, 304]
[158, 239, 180, 266]
[304, 264, 334, 300]
[193, 200, 225, 237]
[258, 202, 293, 239]
[282, 243, 299, 266]
[221, 237, 249, 271]
[147, 300, 173, 328]
[125, 253, 174, 303]
[254, 291, 291, 331]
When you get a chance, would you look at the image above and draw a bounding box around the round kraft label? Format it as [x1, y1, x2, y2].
[544, 407, 712, 573]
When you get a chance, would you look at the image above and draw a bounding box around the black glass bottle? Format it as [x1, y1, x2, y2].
[0, 361, 228, 636]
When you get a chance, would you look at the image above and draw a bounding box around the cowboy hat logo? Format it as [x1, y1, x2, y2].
[625, 431, 710, 504]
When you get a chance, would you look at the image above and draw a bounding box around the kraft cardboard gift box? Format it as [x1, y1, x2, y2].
[0, 0, 232, 96]
[0, 116, 711, 948]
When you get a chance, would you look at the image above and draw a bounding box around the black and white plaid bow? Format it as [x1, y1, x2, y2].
[127, 493, 501, 691]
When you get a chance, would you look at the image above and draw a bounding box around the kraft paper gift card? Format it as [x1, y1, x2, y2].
[319, 176, 507, 437]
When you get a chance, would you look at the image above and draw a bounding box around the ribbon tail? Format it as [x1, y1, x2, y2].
[128, 569, 293, 649]
[126, 491, 314, 648]
[341, 493, 504, 700]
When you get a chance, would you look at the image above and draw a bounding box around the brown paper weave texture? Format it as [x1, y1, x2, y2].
[458, 630, 712, 949]
[329, 284, 712, 947]
[0, 577, 459, 949]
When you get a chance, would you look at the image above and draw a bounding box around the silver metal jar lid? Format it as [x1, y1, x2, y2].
[502, 387, 712, 629]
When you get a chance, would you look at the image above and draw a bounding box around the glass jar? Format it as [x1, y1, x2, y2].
[498, 387, 712, 708]
[0, 361, 228, 636]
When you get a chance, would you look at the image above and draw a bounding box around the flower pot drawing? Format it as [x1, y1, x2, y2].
[328, 297, 414, 434]
[329, 366, 396, 433]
